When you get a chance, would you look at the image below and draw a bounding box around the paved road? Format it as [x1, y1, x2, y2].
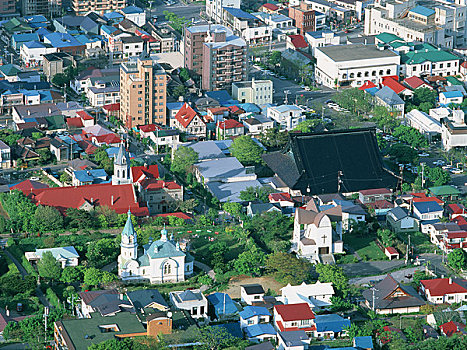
[194, 261, 216, 281]
[349, 266, 424, 285]
[339, 259, 406, 277]
[420, 253, 452, 277]
[149, 0, 204, 22]
[4, 249, 51, 308]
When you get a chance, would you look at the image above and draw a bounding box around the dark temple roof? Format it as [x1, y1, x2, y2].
[262, 128, 398, 195]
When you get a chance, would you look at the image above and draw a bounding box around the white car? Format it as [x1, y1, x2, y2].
[418, 152, 429, 157]
[451, 168, 463, 174]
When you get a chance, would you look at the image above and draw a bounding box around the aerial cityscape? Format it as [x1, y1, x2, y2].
[2, 0, 467, 349]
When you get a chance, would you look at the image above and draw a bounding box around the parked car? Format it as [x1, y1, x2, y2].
[418, 152, 429, 157]
[450, 168, 463, 174]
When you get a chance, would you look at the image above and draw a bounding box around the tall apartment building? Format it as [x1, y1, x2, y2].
[72, 0, 127, 16]
[0, 0, 16, 17]
[365, 0, 453, 48]
[185, 24, 248, 91]
[22, 0, 60, 16]
[206, 0, 241, 24]
[120, 58, 167, 128]
[289, 2, 316, 35]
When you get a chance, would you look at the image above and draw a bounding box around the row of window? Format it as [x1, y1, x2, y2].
[341, 69, 392, 79]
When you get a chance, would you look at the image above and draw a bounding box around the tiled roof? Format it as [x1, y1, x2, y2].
[403, 76, 429, 89]
[385, 247, 398, 255]
[262, 3, 279, 11]
[131, 164, 159, 183]
[288, 34, 308, 49]
[440, 321, 465, 337]
[175, 103, 202, 128]
[421, 278, 467, 296]
[274, 303, 315, 321]
[239, 306, 270, 320]
[30, 183, 148, 216]
[359, 81, 377, 90]
[414, 201, 443, 214]
[10, 179, 49, 192]
[382, 77, 407, 94]
[217, 119, 244, 129]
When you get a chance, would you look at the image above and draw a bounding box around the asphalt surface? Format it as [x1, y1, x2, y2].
[148, 0, 204, 21]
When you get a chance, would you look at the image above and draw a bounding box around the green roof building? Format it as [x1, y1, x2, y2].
[429, 185, 460, 199]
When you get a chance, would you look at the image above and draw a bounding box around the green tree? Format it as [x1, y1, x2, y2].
[59, 172, 71, 184]
[330, 295, 354, 312]
[172, 85, 186, 98]
[372, 105, 398, 132]
[265, 252, 312, 284]
[37, 251, 62, 281]
[0, 190, 37, 232]
[52, 73, 68, 87]
[239, 186, 275, 203]
[377, 228, 396, 246]
[393, 125, 428, 149]
[179, 68, 190, 82]
[293, 119, 321, 133]
[335, 88, 372, 115]
[34, 205, 64, 232]
[83, 267, 103, 286]
[244, 211, 292, 252]
[260, 128, 289, 150]
[0, 273, 36, 296]
[66, 208, 96, 229]
[315, 264, 350, 297]
[171, 146, 199, 174]
[222, 202, 243, 217]
[268, 51, 281, 66]
[233, 242, 265, 276]
[413, 87, 437, 107]
[425, 167, 450, 187]
[93, 146, 113, 174]
[163, 11, 189, 33]
[230, 135, 264, 166]
[447, 249, 467, 271]
[388, 143, 418, 164]
[86, 238, 118, 268]
[60, 266, 85, 283]
[196, 326, 247, 350]
[37, 148, 54, 165]
[31, 131, 43, 140]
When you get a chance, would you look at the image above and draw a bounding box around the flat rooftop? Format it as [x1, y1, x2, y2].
[317, 44, 399, 62]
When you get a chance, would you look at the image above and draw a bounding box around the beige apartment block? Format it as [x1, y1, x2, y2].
[120, 58, 167, 128]
[72, 0, 127, 16]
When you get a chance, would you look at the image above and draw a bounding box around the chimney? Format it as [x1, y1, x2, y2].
[48, 108, 51, 114]
[111, 195, 114, 205]
[90, 198, 93, 204]
[27, 110, 30, 116]
[449, 277, 452, 284]
[144, 162, 148, 169]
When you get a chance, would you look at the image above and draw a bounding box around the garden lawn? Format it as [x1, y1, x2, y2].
[344, 234, 387, 261]
[397, 231, 433, 253]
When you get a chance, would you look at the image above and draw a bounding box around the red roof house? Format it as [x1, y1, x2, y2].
[66, 117, 84, 128]
[384, 247, 399, 260]
[273, 303, 316, 333]
[403, 76, 432, 90]
[260, 3, 279, 13]
[420, 278, 467, 304]
[440, 321, 466, 337]
[29, 183, 149, 216]
[287, 35, 308, 50]
[446, 203, 465, 219]
[269, 192, 294, 207]
[10, 179, 49, 193]
[359, 81, 377, 90]
[173, 103, 206, 138]
[381, 76, 410, 95]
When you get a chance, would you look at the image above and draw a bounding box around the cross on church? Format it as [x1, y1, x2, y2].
[321, 234, 327, 244]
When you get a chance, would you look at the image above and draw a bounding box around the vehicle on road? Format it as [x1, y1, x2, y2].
[418, 152, 429, 157]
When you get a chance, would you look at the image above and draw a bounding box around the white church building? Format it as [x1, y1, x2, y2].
[292, 199, 344, 264]
[118, 211, 194, 283]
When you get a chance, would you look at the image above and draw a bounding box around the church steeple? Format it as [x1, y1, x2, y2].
[112, 142, 132, 185]
[120, 210, 138, 260]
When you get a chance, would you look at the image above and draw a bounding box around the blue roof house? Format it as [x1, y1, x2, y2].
[72, 169, 109, 186]
[244, 323, 276, 343]
[409, 6, 436, 20]
[239, 306, 271, 329]
[12, 33, 40, 50]
[314, 314, 351, 339]
[375, 86, 405, 117]
[440, 91, 463, 106]
[353, 335, 374, 349]
[103, 11, 125, 24]
[207, 292, 238, 319]
[25, 246, 79, 268]
[413, 201, 444, 221]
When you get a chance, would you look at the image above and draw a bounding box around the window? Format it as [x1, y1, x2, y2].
[163, 263, 171, 274]
[99, 324, 120, 333]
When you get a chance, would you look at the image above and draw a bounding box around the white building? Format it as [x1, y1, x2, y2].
[240, 284, 265, 305]
[25, 246, 79, 268]
[206, 0, 241, 24]
[20, 41, 57, 67]
[242, 115, 275, 136]
[223, 7, 272, 45]
[405, 109, 442, 137]
[232, 79, 273, 104]
[413, 201, 444, 221]
[364, 0, 452, 48]
[239, 305, 271, 329]
[400, 44, 460, 77]
[121, 5, 146, 27]
[280, 281, 335, 309]
[121, 36, 144, 58]
[314, 44, 400, 89]
[87, 86, 120, 107]
[441, 109, 467, 149]
[440, 91, 464, 105]
[253, 12, 297, 39]
[305, 30, 340, 56]
[169, 289, 208, 319]
[0, 141, 11, 169]
[420, 278, 467, 304]
[118, 213, 194, 284]
[267, 105, 305, 130]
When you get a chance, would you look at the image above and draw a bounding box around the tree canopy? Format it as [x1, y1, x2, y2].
[38, 251, 62, 281]
[447, 249, 467, 271]
[229, 135, 264, 166]
[315, 264, 350, 297]
[265, 252, 312, 284]
[392, 125, 428, 149]
[239, 186, 275, 203]
[171, 146, 199, 174]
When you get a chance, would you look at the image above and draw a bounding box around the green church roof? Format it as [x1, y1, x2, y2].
[122, 210, 136, 237]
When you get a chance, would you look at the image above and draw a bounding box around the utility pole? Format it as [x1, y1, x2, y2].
[322, 105, 325, 120]
[44, 306, 49, 341]
[398, 165, 404, 193]
[421, 163, 425, 188]
[406, 234, 411, 265]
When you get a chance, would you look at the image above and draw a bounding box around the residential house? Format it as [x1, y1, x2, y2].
[439, 321, 467, 337]
[420, 278, 467, 304]
[440, 91, 463, 105]
[429, 185, 461, 201]
[72, 169, 108, 186]
[79, 289, 133, 318]
[374, 86, 405, 117]
[126, 289, 169, 312]
[0, 141, 11, 169]
[244, 323, 277, 343]
[171, 103, 206, 139]
[232, 79, 273, 105]
[169, 290, 208, 319]
[217, 119, 244, 139]
[25, 246, 79, 268]
[242, 115, 274, 136]
[386, 206, 417, 233]
[314, 314, 350, 339]
[280, 281, 335, 309]
[362, 274, 425, 314]
[273, 303, 315, 334]
[246, 202, 281, 217]
[413, 201, 444, 222]
[239, 306, 271, 328]
[277, 330, 310, 350]
[207, 292, 238, 319]
[121, 5, 146, 26]
[267, 105, 305, 130]
[446, 203, 466, 219]
[403, 76, 433, 90]
[241, 284, 265, 305]
[405, 109, 442, 138]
